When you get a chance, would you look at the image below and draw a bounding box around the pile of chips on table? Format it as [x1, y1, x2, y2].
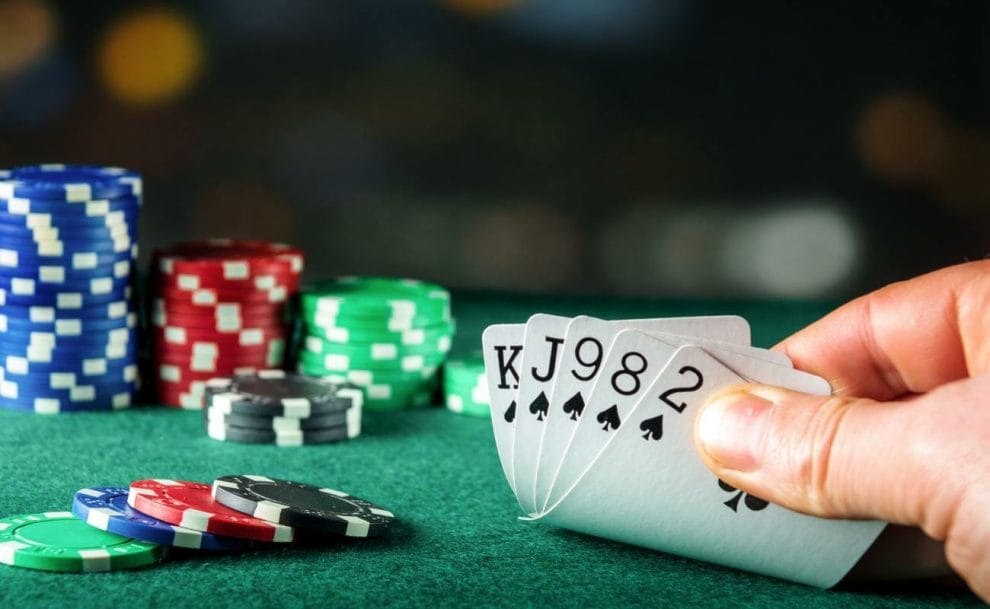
[297, 277, 455, 411]
[202, 370, 364, 446]
[0, 475, 394, 573]
[443, 355, 489, 417]
[148, 240, 304, 409]
[0, 164, 141, 414]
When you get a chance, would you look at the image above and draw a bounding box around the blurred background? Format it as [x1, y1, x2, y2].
[0, 0, 986, 299]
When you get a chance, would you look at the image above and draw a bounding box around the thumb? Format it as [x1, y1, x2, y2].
[693, 383, 950, 528]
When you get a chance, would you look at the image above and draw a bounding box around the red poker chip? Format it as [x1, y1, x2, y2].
[153, 277, 299, 300]
[155, 382, 218, 409]
[152, 325, 289, 347]
[153, 298, 288, 318]
[153, 354, 282, 377]
[153, 341, 284, 361]
[151, 311, 288, 333]
[127, 479, 295, 542]
[154, 284, 295, 305]
[152, 240, 303, 280]
[155, 359, 276, 379]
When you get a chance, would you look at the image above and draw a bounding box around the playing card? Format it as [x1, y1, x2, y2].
[481, 323, 525, 496]
[533, 319, 797, 513]
[511, 314, 571, 514]
[537, 342, 886, 588]
[540, 328, 679, 512]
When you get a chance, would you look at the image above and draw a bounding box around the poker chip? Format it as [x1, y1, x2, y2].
[211, 476, 394, 537]
[71, 487, 249, 551]
[0, 164, 141, 413]
[444, 355, 490, 418]
[205, 422, 355, 446]
[201, 370, 360, 417]
[0, 511, 161, 572]
[0, 164, 142, 201]
[297, 277, 455, 411]
[204, 407, 349, 431]
[148, 240, 304, 408]
[127, 479, 295, 542]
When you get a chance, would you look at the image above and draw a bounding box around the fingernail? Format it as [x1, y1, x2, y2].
[697, 391, 773, 471]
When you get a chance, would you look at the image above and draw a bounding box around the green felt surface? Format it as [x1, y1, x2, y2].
[0, 292, 979, 608]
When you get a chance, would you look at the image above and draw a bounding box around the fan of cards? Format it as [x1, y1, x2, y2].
[482, 315, 887, 588]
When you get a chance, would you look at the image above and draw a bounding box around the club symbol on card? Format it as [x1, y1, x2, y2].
[639, 415, 663, 441]
[529, 392, 549, 421]
[596, 405, 620, 432]
[718, 480, 769, 512]
[562, 392, 585, 421]
[504, 401, 516, 423]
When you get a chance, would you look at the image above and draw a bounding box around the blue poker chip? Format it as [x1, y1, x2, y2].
[0, 390, 134, 412]
[0, 248, 136, 272]
[2, 312, 136, 335]
[0, 196, 141, 220]
[71, 487, 249, 550]
[0, 344, 138, 367]
[0, 220, 135, 237]
[0, 368, 138, 391]
[0, 206, 139, 226]
[0, 301, 133, 322]
[0, 331, 139, 355]
[0, 265, 134, 288]
[0, 274, 132, 297]
[0, 237, 135, 258]
[1, 358, 137, 383]
[0, 165, 142, 201]
[0, 285, 133, 308]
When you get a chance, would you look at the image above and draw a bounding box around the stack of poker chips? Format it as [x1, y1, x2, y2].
[0, 164, 141, 413]
[297, 277, 455, 411]
[148, 239, 304, 409]
[443, 355, 490, 417]
[0, 475, 394, 573]
[201, 370, 364, 446]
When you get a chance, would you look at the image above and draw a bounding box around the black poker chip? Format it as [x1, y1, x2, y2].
[203, 370, 362, 417]
[211, 475, 394, 537]
[204, 407, 350, 431]
[205, 422, 355, 446]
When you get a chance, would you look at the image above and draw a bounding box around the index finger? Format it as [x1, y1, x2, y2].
[775, 261, 990, 400]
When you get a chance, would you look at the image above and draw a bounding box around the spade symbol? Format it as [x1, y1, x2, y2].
[529, 392, 549, 421]
[639, 415, 663, 441]
[561, 392, 585, 421]
[718, 479, 769, 512]
[596, 404, 620, 432]
[504, 400, 516, 423]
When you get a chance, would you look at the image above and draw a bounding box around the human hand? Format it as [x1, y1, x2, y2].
[694, 261, 990, 598]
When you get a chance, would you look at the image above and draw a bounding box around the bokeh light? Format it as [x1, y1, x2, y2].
[0, 0, 57, 80]
[722, 204, 860, 298]
[96, 7, 204, 106]
[854, 92, 951, 186]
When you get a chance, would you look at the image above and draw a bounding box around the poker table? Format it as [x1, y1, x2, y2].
[0, 291, 979, 608]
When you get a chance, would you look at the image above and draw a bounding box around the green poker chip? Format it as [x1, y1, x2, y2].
[0, 511, 163, 572]
[443, 355, 489, 417]
[303, 320, 456, 346]
[302, 334, 452, 359]
[297, 276, 454, 411]
[298, 349, 448, 373]
[298, 363, 440, 386]
[300, 277, 451, 321]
